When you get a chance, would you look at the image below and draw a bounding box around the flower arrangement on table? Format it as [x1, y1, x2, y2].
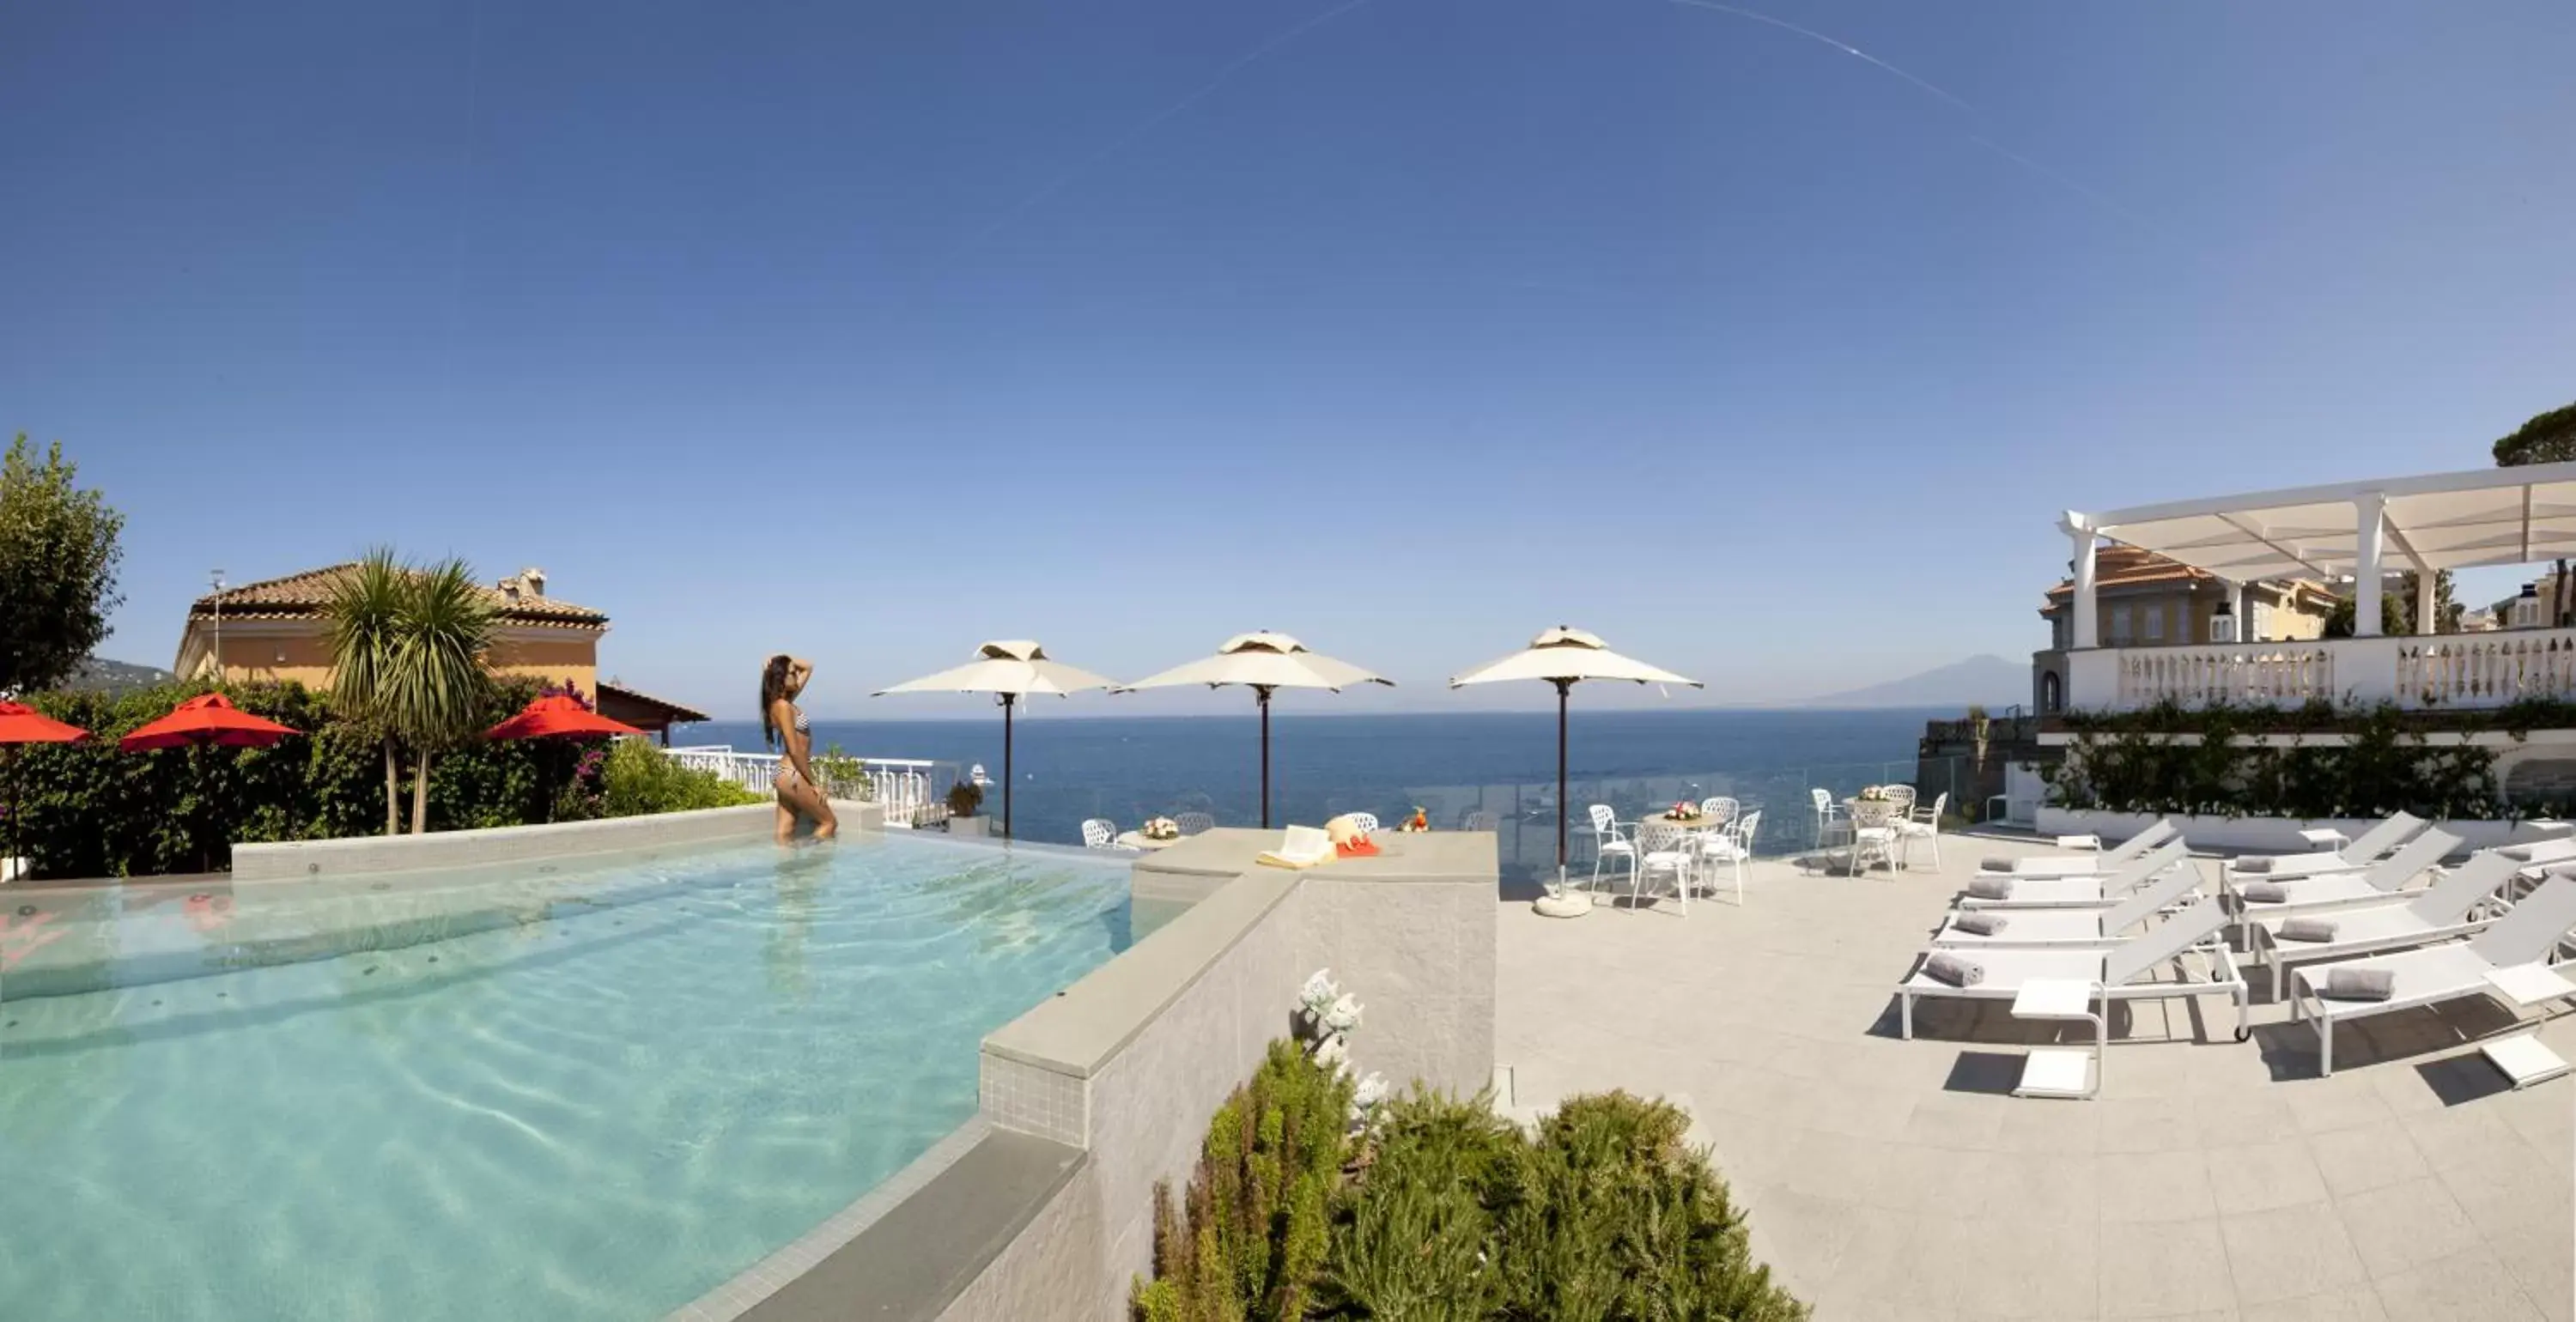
[1666, 800, 1704, 823]
[1140, 816, 1181, 842]
[1855, 785, 1890, 802]
[1399, 807, 1430, 834]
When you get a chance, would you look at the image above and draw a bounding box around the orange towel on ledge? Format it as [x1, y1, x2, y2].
[1336, 839, 1381, 858]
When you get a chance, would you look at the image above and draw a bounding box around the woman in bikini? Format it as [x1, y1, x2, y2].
[762, 654, 839, 844]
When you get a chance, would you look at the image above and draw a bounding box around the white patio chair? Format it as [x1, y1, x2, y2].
[1346, 812, 1380, 834]
[1933, 858, 2205, 949]
[1632, 822, 1696, 915]
[1882, 785, 1917, 821]
[2290, 874, 2576, 1076]
[1809, 788, 1847, 849]
[1978, 819, 2179, 878]
[1694, 809, 1759, 907]
[1175, 811, 1216, 836]
[1895, 791, 1947, 870]
[1846, 800, 1900, 876]
[1897, 897, 2249, 1043]
[1461, 810, 1497, 832]
[2226, 829, 2458, 942]
[1587, 804, 1636, 897]
[2249, 850, 2518, 1003]
[1699, 797, 1739, 828]
[1959, 838, 2193, 909]
[2221, 811, 2429, 882]
[1081, 818, 1121, 851]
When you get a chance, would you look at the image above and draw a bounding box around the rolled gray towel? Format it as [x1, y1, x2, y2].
[2501, 845, 2537, 862]
[1952, 912, 2008, 936]
[1980, 856, 2015, 872]
[1966, 876, 2014, 901]
[2239, 881, 2290, 904]
[1923, 953, 1984, 986]
[2233, 857, 2275, 874]
[2276, 917, 2338, 943]
[2323, 966, 2396, 1001]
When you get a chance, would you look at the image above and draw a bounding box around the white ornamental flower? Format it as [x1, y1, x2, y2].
[1312, 1038, 1347, 1069]
[1352, 1072, 1389, 1110]
[1321, 992, 1364, 1035]
[1299, 968, 1338, 1008]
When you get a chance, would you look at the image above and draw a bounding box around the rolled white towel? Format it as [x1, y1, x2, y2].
[2323, 966, 2396, 1001]
[1951, 912, 2008, 936]
[2276, 917, 2338, 943]
[1965, 877, 2014, 901]
[2239, 881, 2290, 904]
[1923, 953, 1984, 986]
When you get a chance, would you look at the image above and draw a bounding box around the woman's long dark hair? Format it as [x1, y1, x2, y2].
[760, 654, 793, 749]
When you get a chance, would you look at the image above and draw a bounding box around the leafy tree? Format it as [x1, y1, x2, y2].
[2494, 401, 2576, 625]
[386, 558, 496, 834]
[324, 549, 410, 834]
[0, 435, 125, 694]
[2321, 572, 2457, 637]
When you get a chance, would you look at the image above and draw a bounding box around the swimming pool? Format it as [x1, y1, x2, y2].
[0, 834, 1139, 1320]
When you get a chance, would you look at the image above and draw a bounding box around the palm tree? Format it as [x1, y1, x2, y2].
[323, 549, 409, 834]
[386, 557, 495, 834]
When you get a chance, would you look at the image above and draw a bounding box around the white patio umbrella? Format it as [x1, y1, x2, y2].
[1118, 632, 1392, 828]
[1450, 627, 1701, 904]
[875, 640, 1115, 839]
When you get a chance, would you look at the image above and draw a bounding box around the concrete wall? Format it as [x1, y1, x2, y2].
[943, 828, 1499, 1320]
[232, 799, 880, 881]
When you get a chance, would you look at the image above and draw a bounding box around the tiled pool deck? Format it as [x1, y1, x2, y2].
[1498, 834, 2573, 1321]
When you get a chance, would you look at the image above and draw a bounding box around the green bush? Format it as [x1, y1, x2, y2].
[597, 737, 762, 816]
[1133, 1050, 1810, 1322]
[2, 677, 629, 877]
[2050, 698, 2503, 820]
[1133, 1040, 1355, 1322]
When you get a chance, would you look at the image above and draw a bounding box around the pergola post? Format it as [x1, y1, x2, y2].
[2415, 571, 2437, 635]
[2354, 492, 2386, 637]
[2234, 583, 2253, 642]
[2063, 515, 2098, 649]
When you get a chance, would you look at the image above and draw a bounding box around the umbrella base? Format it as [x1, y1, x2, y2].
[1533, 891, 1594, 919]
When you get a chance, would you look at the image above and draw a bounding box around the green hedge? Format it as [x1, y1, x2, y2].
[0, 677, 752, 878]
[2050, 699, 2501, 820]
[1132, 1046, 1808, 1322]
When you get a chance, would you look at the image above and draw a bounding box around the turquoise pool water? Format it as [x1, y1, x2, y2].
[0, 834, 1138, 1320]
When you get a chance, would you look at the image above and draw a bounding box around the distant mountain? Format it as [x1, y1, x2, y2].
[1795, 655, 2027, 710]
[67, 657, 175, 694]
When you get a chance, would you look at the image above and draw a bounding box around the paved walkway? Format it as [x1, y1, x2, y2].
[1496, 834, 2571, 1320]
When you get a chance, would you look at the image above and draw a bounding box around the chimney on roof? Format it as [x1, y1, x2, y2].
[520, 567, 545, 598]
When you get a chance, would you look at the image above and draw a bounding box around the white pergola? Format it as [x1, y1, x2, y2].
[2063, 460, 2576, 646]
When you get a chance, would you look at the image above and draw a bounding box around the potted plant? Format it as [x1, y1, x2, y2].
[945, 778, 987, 837]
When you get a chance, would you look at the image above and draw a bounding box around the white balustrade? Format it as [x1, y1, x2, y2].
[659, 746, 945, 827]
[2070, 628, 2576, 713]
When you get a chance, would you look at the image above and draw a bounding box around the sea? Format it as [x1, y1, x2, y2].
[683, 708, 1963, 877]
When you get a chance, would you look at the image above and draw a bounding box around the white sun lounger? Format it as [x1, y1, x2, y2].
[2217, 811, 2427, 882]
[1898, 898, 2247, 1042]
[2288, 875, 2576, 1076]
[2249, 850, 2518, 1002]
[1933, 859, 2205, 949]
[1977, 819, 2176, 877]
[2225, 830, 2457, 942]
[2496, 838, 2576, 900]
[1959, 838, 2190, 910]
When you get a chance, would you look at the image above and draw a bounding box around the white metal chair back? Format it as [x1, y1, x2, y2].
[1346, 812, 1380, 834]
[1915, 791, 1947, 825]
[1588, 804, 1620, 836]
[1175, 811, 1216, 836]
[1882, 785, 1917, 816]
[1462, 810, 1497, 832]
[1636, 822, 1689, 853]
[1734, 809, 1763, 852]
[1081, 818, 1118, 850]
[1699, 797, 1738, 826]
[1847, 798, 1899, 831]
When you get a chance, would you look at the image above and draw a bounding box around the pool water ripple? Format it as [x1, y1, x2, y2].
[0, 834, 1132, 1320]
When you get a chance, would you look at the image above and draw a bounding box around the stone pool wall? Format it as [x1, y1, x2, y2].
[232, 799, 882, 881]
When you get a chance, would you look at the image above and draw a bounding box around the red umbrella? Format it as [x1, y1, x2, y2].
[119, 694, 299, 751]
[484, 694, 642, 742]
[0, 701, 88, 881]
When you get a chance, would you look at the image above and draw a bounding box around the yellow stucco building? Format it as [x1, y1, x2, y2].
[175, 563, 608, 699]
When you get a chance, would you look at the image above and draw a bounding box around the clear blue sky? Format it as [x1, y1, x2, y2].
[6, 2, 2571, 718]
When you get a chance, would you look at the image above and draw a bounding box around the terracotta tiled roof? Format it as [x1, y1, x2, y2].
[186, 563, 607, 629]
[596, 679, 708, 724]
[2041, 548, 2336, 611]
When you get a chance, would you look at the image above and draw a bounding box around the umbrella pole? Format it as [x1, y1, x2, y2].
[1001, 693, 1015, 840]
[1555, 679, 1571, 891]
[1257, 685, 1273, 829]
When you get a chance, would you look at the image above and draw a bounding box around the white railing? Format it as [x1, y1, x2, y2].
[2070, 627, 2576, 712]
[2397, 630, 2576, 707]
[2111, 645, 2337, 708]
[665, 745, 945, 827]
